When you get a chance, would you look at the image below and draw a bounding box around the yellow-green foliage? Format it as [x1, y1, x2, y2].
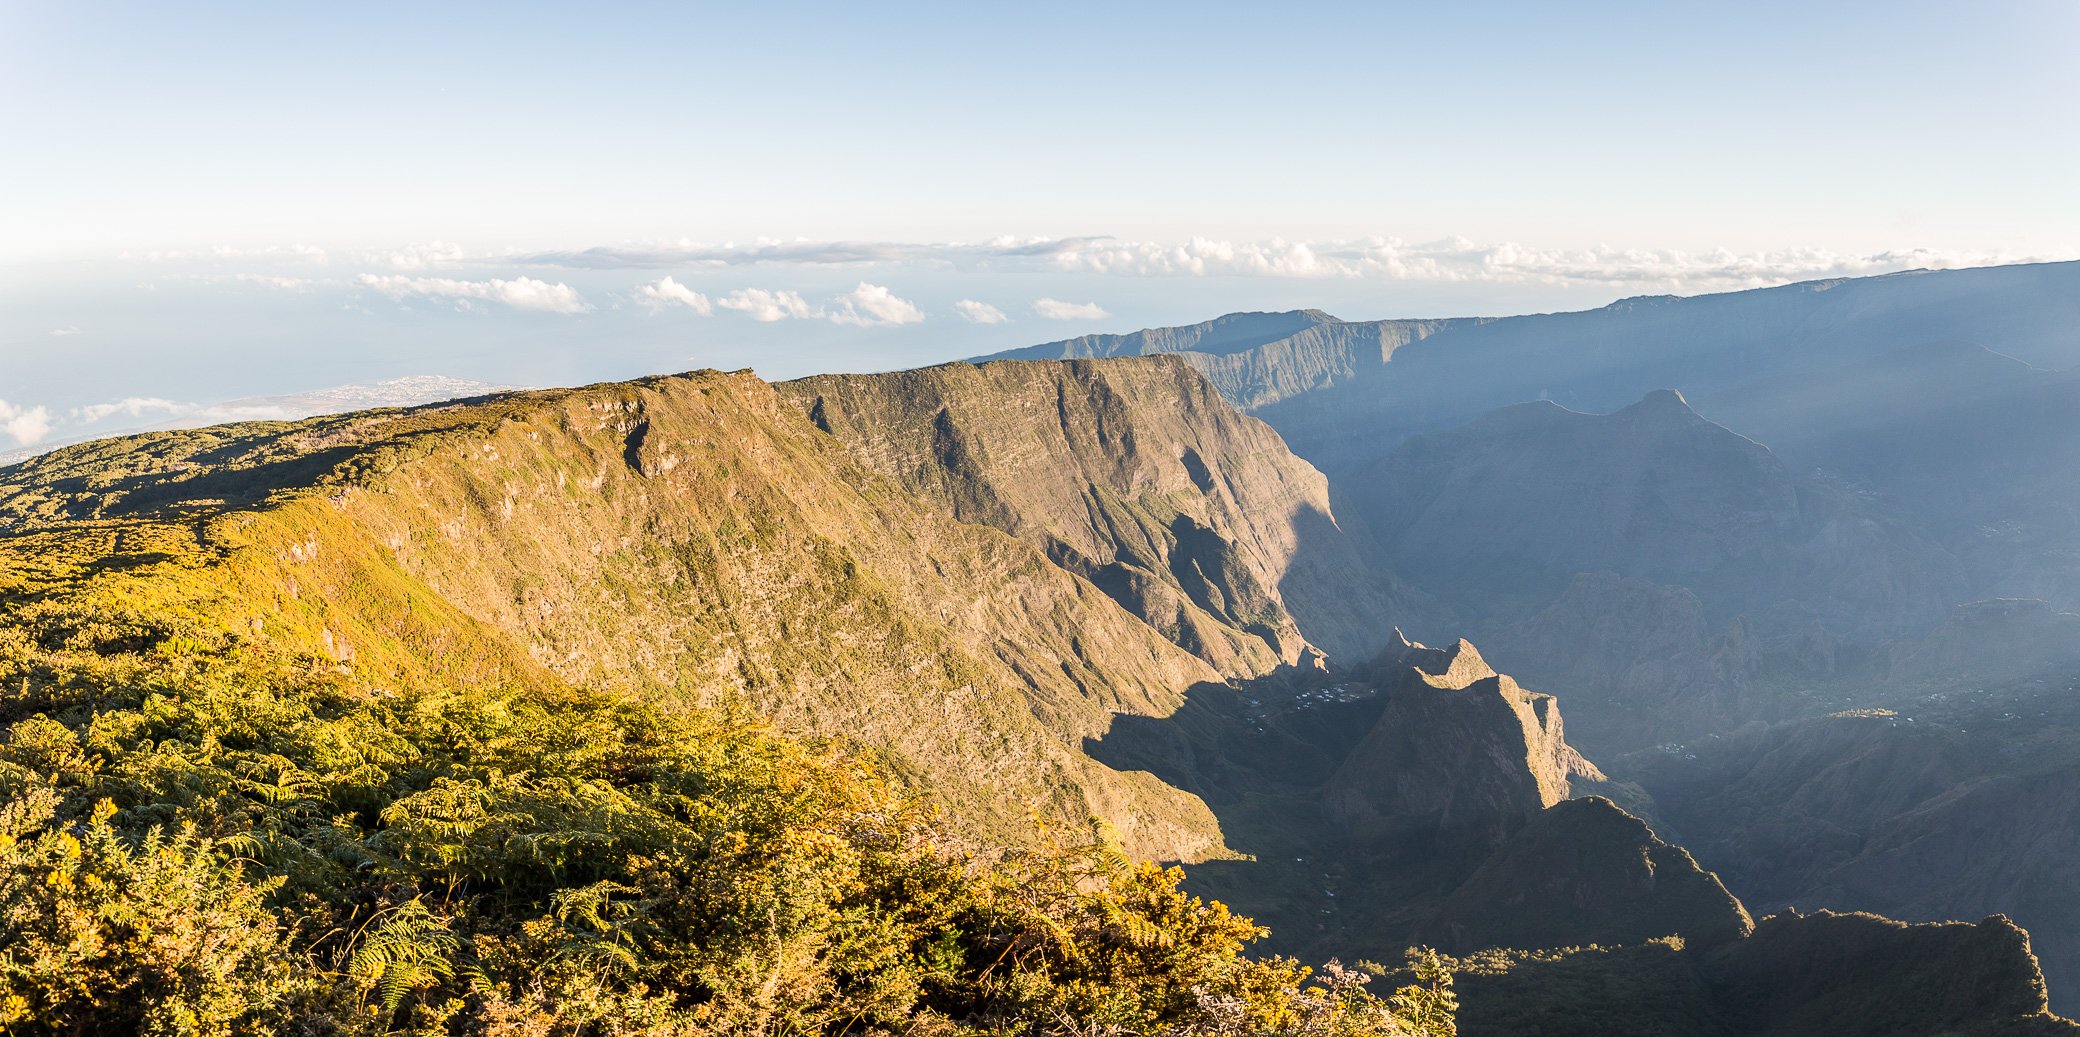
[0, 372, 1231, 863]
[0, 545, 1454, 1035]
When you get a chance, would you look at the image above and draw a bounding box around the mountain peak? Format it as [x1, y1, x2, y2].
[1390, 631, 1499, 689]
[1331, 636, 1591, 850]
[1622, 387, 1695, 419]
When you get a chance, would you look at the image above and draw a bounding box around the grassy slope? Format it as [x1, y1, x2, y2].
[0, 370, 1231, 860]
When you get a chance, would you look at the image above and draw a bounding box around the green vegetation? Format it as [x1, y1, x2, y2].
[0, 508, 1454, 1035]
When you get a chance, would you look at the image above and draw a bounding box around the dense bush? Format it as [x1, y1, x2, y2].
[0, 586, 1454, 1036]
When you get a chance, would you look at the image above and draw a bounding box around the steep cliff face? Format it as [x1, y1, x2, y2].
[1178, 319, 1461, 410]
[780, 356, 1400, 673]
[1326, 633, 1601, 851]
[979, 309, 1345, 362]
[0, 370, 1232, 860]
[976, 310, 1472, 414]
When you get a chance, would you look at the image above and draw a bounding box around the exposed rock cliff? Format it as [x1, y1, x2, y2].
[781, 356, 1400, 672]
[1327, 632, 1601, 851]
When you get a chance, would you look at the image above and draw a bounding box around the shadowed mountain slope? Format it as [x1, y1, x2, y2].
[1345, 389, 1962, 642]
[986, 262, 2080, 473]
[1700, 341, 2080, 610]
[1453, 911, 2076, 1037]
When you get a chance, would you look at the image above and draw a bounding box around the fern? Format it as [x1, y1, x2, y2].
[348, 898, 459, 1016]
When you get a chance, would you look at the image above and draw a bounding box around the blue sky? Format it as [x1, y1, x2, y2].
[4, 1, 2078, 449]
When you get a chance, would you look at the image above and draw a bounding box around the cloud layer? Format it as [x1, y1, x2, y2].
[717, 288, 814, 322]
[711, 284, 925, 326]
[953, 300, 1008, 324]
[1032, 298, 1108, 320]
[359, 274, 591, 313]
[0, 400, 51, 446]
[637, 276, 713, 314]
[827, 283, 924, 327]
[507, 235, 2073, 293]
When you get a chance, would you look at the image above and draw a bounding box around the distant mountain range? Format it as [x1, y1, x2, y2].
[981, 259, 2080, 1011]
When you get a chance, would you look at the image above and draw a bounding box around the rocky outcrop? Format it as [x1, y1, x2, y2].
[978, 309, 1346, 362]
[781, 356, 1401, 672]
[1327, 632, 1600, 851]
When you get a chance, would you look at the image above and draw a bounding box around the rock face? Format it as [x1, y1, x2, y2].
[1422, 797, 1753, 954]
[980, 309, 1346, 363]
[780, 356, 1401, 672]
[978, 310, 1471, 424]
[1327, 632, 1600, 851]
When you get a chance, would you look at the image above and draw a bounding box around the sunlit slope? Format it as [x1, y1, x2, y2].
[0, 370, 1233, 859]
[781, 356, 1402, 673]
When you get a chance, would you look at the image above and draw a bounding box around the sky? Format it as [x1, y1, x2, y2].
[4, 0, 2078, 450]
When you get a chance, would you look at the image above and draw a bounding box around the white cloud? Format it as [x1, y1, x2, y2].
[0, 400, 52, 446]
[49, 326, 80, 337]
[235, 273, 314, 290]
[358, 274, 591, 314]
[1032, 298, 1110, 320]
[717, 288, 815, 322]
[953, 300, 1008, 324]
[636, 276, 714, 315]
[1030, 236, 2080, 291]
[511, 234, 2079, 294]
[74, 397, 184, 424]
[826, 283, 924, 327]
